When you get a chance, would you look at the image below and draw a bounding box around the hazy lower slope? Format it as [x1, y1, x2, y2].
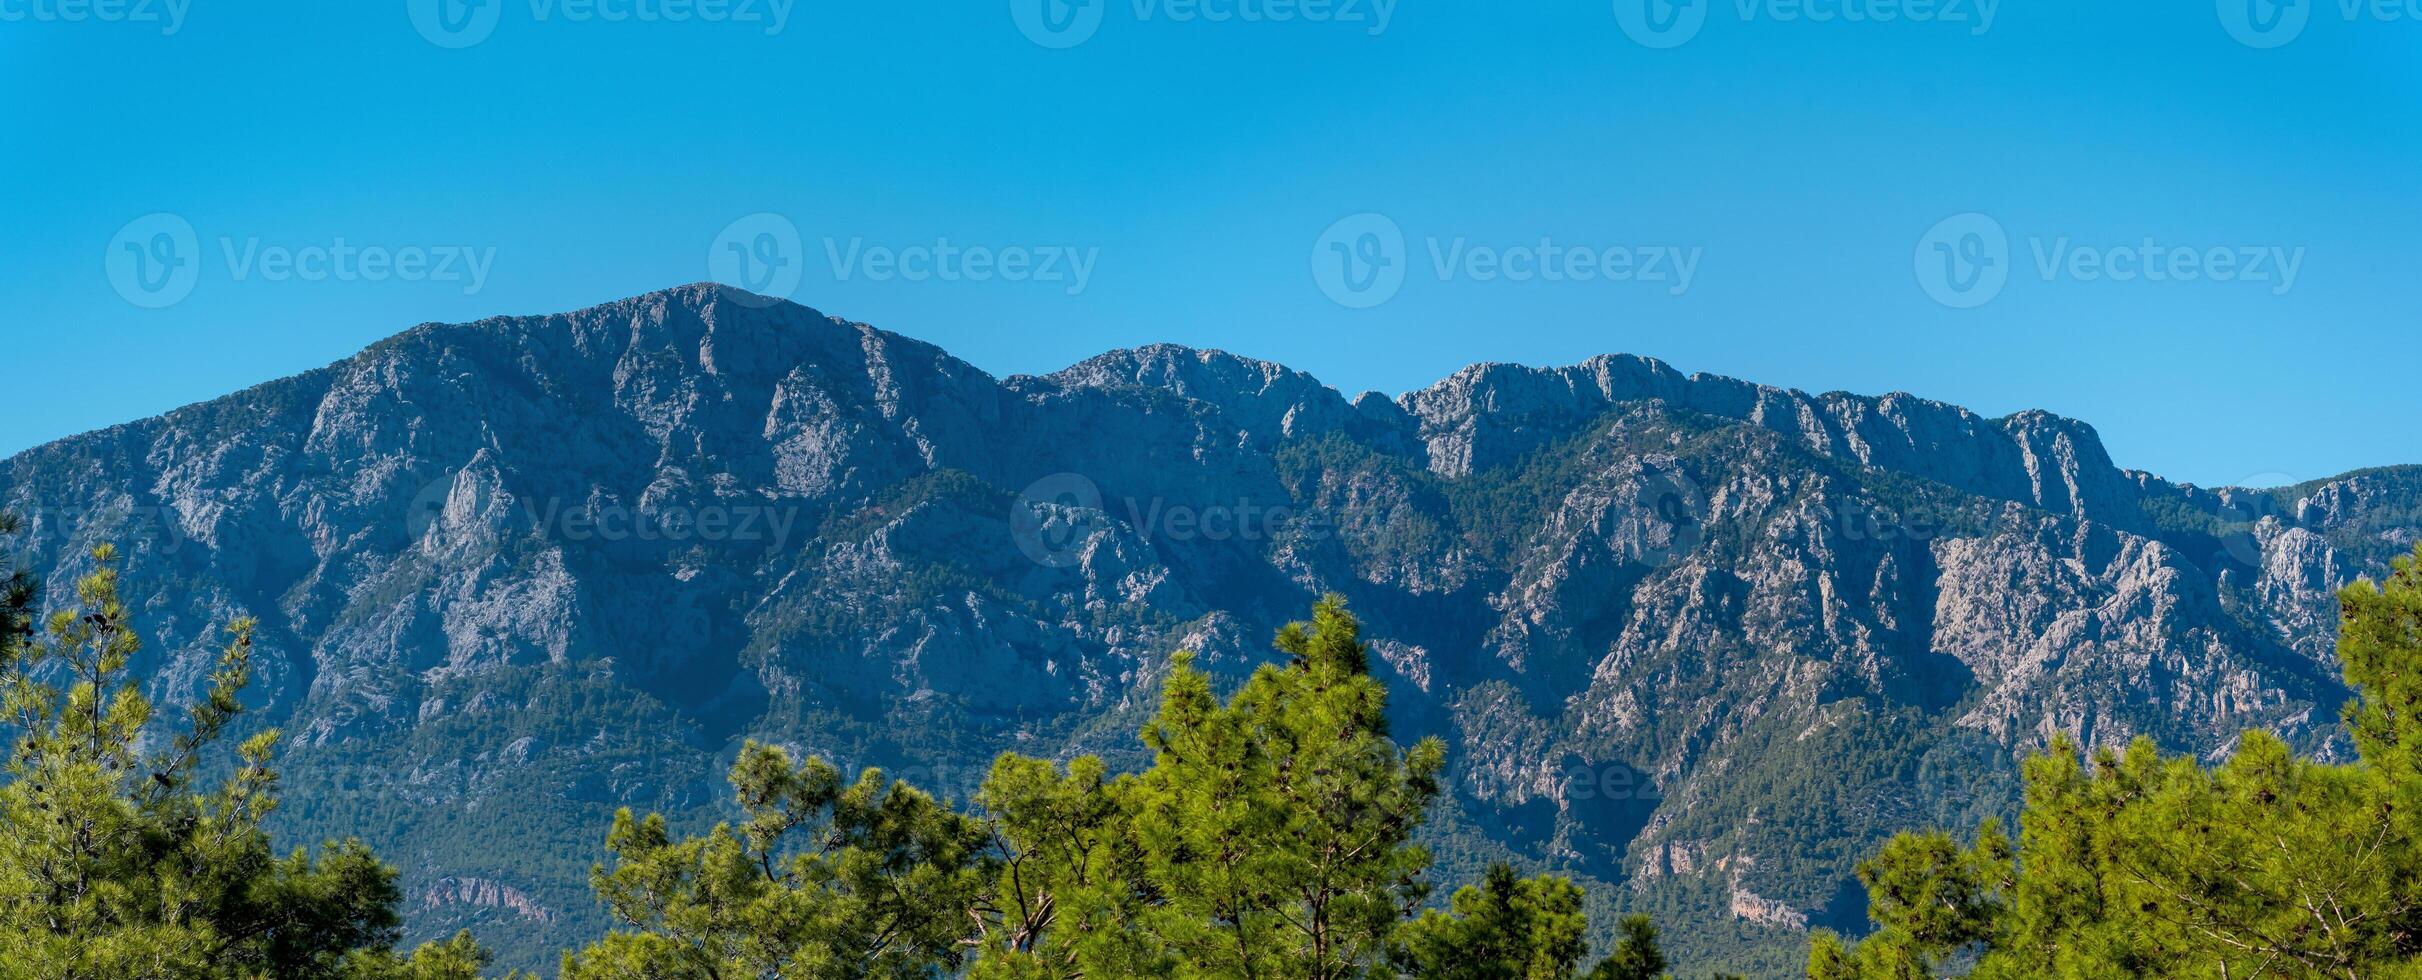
[6, 284, 2415, 974]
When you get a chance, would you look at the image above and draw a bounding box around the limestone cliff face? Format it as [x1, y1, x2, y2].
[422, 876, 555, 925]
[1396, 356, 2146, 526]
[4, 284, 2414, 973]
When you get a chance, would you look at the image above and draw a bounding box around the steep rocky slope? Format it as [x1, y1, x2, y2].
[5, 285, 2415, 974]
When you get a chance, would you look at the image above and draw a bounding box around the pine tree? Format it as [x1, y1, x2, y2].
[339, 931, 508, 980]
[966, 753, 1145, 979]
[0, 545, 497, 979]
[1102, 595, 1446, 978]
[1389, 863, 1590, 979]
[0, 511, 34, 655]
[963, 596, 1450, 977]
[559, 741, 995, 979]
[1805, 823, 2010, 980]
[1586, 915, 1672, 980]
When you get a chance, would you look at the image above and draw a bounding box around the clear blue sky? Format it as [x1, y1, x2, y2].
[3, 1, 2415, 487]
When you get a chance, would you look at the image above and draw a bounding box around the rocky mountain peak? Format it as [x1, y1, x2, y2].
[3, 286, 2415, 975]
[1044, 343, 1358, 445]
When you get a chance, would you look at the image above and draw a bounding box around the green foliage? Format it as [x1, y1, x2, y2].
[964, 753, 1144, 979]
[1587, 915, 1671, 980]
[560, 742, 994, 979]
[0, 545, 497, 979]
[0, 512, 33, 648]
[1390, 863, 1590, 980]
[2342, 541, 2422, 794]
[1112, 595, 1447, 977]
[1805, 822, 2011, 980]
[963, 594, 1450, 979]
[1813, 545, 2422, 979]
[339, 931, 505, 980]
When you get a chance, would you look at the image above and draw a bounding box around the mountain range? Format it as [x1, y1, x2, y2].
[5, 284, 2416, 975]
